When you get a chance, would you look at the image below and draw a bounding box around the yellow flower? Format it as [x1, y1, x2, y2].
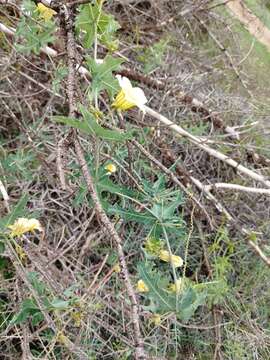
[8, 218, 43, 237]
[56, 331, 69, 346]
[168, 278, 183, 294]
[15, 244, 27, 262]
[112, 75, 147, 112]
[136, 279, 149, 293]
[37, 3, 57, 22]
[71, 311, 83, 327]
[105, 163, 117, 174]
[150, 313, 162, 326]
[144, 237, 164, 256]
[159, 250, 183, 268]
[113, 263, 121, 273]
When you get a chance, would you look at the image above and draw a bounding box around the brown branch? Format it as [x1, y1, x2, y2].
[118, 68, 240, 140]
[194, 14, 252, 98]
[61, 5, 146, 359]
[73, 138, 146, 359]
[160, 142, 270, 268]
[6, 242, 89, 359]
[157, 140, 233, 220]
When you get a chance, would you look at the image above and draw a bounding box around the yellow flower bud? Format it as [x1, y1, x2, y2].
[56, 331, 69, 346]
[158, 250, 183, 268]
[37, 3, 57, 22]
[113, 263, 121, 273]
[136, 279, 149, 293]
[71, 311, 83, 327]
[150, 313, 162, 326]
[15, 244, 27, 262]
[105, 163, 117, 174]
[168, 278, 183, 294]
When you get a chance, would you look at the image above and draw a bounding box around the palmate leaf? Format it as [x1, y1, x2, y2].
[177, 287, 206, 321]
[138, 263, 175, 313]
[52, 105, 131, 142]
[10, 298, 42, 325]
[27, 272, 47, 297]
[75, 3, 120, 49]
[107, 206, 156, 225]
[150, 194, 183, 223]
[52, 116, 91, 133]
[15, 2, 56, 55]
[79, 105, 131, 141]
[86, 55, 123, 97]
[98, 178, 137, 198]
[0, 194, 28, 230]
[138, 263, 206, 321]
[73, 165, 139, 207]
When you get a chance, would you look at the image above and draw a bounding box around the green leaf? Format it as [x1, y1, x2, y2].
[15, 2, 56, 55]
[63, 284, 80, 298]
[53, 106, 131, 142]
[75, 3, 120, 49]
[49, 299, 70, 310]
[80, 105, 132, 142]
[177, 287, 206, 321]
[0, 242, 5, 254]
[27, 271, 47, 296]
[31, 311, 44, 326]
[138, 263, 175, 313]
[10, 298, 40, 325]
[52, 116, 92, 134]
[0, 257, 8, 271]
[97, 178, 136, 197]
[75, 3, 99, 48]
[52, 65, 68, 94]
[22, 0, 36, 12]
[138, 263, 206, 320]
[108, 206, 156, 225]
[0, 194, 28, 230]
[86, 55, 123, 97]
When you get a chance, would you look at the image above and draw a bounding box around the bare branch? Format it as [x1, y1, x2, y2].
[144, 106, 270, 189]
[205, 183, 270, 195]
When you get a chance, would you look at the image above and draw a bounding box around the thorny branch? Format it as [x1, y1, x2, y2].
[61, 5, 146, 359]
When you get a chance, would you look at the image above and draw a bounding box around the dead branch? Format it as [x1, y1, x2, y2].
[144, 106, 270, 188]
[0, 179, 10, 213]
[204, 183, 270, 195]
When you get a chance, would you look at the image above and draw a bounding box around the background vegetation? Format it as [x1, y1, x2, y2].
[0, 1, 270, 359]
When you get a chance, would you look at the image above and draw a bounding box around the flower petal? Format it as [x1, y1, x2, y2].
[114, 75, 147, 112]
[8, 218, 42, 237]
[125, 87, 147, 111]
[116, 75, 133, 92]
